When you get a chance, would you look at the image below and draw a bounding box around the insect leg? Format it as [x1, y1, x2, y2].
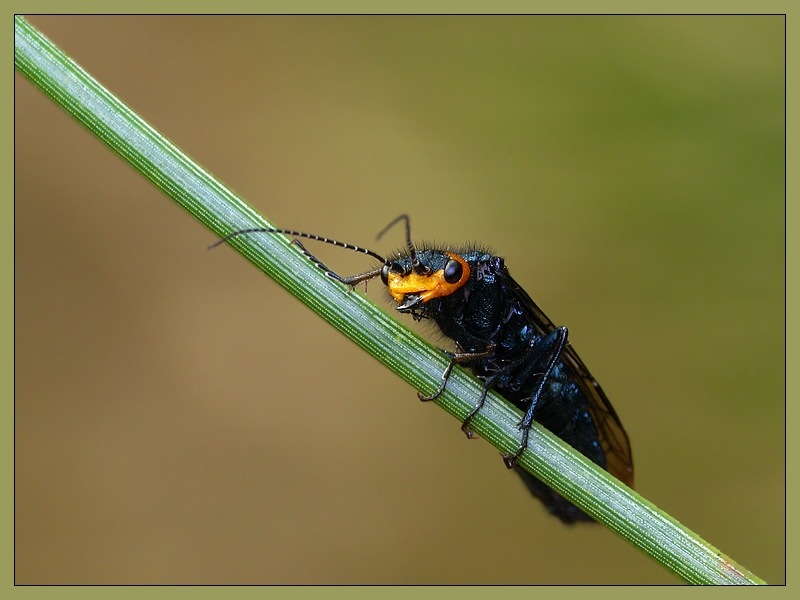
[418, 355, 456, 402]
[503, 326, 568, 468]
[417, 344, 495, 402]
[460, 371, 503, 439]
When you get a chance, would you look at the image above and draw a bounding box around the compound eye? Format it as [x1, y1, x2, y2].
[380, 264, 391, 286]
[443, 259, 463, 284]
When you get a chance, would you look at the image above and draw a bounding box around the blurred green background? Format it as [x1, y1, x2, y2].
[15, 16, 784, 584]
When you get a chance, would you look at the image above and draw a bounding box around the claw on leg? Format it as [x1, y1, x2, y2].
[460, 421, 478, 440]
[461, 393, 488, 439]
[502, 424, 531, 468]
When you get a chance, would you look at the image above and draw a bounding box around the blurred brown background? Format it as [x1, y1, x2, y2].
[15, 16, 784, 584]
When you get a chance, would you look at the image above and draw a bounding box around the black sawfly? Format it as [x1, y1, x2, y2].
[211, 215, 633, 523]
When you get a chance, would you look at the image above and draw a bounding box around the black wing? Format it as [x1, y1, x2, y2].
[498, 266, 634, 489]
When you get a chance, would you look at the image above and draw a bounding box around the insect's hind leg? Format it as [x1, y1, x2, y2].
[502, 326, 568, 468]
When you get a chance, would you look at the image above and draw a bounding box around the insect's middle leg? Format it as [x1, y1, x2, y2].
[460, 371, 503, 439]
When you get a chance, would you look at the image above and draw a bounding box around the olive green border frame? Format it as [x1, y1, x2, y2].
[7, 1, 791, 593]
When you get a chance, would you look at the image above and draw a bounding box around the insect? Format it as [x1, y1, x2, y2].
[212, 215, 634, 523]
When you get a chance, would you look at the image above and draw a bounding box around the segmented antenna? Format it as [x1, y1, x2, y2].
[208, 227, 388, 285]
[377, 214, 428, 274]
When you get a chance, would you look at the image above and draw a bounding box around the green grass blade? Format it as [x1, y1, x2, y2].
[15, 15, 765, 585]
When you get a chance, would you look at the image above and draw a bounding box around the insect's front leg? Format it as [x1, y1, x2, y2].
[418, 344, 496, 403]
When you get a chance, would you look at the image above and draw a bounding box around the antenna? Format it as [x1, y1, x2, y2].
[208, 227, 389, 285]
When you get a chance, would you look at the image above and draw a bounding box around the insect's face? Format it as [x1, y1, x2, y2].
[380, 250, 471, 312]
